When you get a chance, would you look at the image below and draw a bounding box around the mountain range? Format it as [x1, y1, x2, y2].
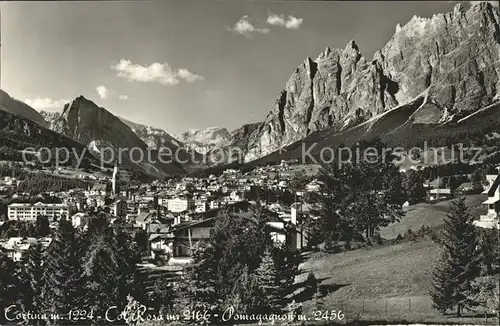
[182, 2, 500, 166]
[232, 2, 500, 163]
[175, 127, 230, 154]
[2, 2, 500, 176]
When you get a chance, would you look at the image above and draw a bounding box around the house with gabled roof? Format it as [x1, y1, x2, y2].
[147, 201, 307, 264]
[135, 210, 156, 230]
[85, 182, 111, 197]
[475, 173, 500, 229]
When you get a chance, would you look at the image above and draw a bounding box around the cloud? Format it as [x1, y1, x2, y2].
[96, 85, 129, 100]
[177, 69, 205, 83]
[24, 97, 68, 111]
[267, 14, 303, 29]
[469, 1, 499, 7]
[228, 16, 270, 37]
[111, 59, 204, 85]
[96, 85, 109, 99]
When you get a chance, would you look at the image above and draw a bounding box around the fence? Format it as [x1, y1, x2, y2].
[325, 296, 497, 324]
[332, 296, 434, 315]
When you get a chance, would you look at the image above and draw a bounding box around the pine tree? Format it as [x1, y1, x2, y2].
[183, 211, 269, 312]
[113, 227, 141, 307]
[478, 229, 499, 275]
[0, 251, 19, 325]
[184, 243, 219, 314]
[226, 265, 262, 315]
[466, 275, 500, 318]
[149, 275, 176, 315]
[403, 170, 426, 204]
[430, 197, 481, 316]
[273, 245, 300, 293]
[20, 241, 45, 325]
[255, 249, 282, 314]
[41, 218, 86, 325]
[82, 235, 120, 324]
[36, 215, 50, 237]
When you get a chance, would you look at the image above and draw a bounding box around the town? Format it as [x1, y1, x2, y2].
[1, 1, 500, 325]
[0, 147, 499, 325]
[1, 159, 316, 265]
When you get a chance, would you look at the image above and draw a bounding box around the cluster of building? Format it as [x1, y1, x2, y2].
[3, 158, 498, 264]
[0, 237, 52, 262]
[2, 160, 320, 264]
[0, 176, 19, 193]
[418, 171, 499, 229]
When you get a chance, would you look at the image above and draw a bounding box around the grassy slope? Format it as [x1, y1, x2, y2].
[297, 238, 495, 324]
[380, 194, 487, 239]
[299, 239, 440, 301]
[294, 195, 495, 324]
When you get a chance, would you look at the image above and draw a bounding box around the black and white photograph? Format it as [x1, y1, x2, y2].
[0, 0, 499, 325]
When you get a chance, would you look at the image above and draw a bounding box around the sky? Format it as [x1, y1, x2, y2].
[0, 1, 494, 135]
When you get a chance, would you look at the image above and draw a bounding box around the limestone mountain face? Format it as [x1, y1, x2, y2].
[40, 111, 62, 130]
[54, 96, 147, 150]
[176, 127, 230, 154]
[119, 117, 185, 150]
[52, 96, 187, 177]
[208, 123, 260, 164]
[0, 89, 49, 128]
[375, 2, 500, 117]
[239, 2, 500, 162]
[0, 104, 97, 168]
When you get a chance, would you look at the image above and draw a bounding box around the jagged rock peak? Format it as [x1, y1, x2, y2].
[62, 96, 119, 120]
[72, 95, 95, 105]
[236, 1, 500, 163]
[176, 126, 231, 155]
[345, 39, 359, 51]
[454, 2, 465, 16]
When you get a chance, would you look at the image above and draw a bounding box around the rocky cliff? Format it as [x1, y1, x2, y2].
[208, 123, 260, 164]
[119, 117, 184, 150]
[0, 89, 49, 128]
[52, 96, 187, 177]
[239, 2, 500, 162]
[0, 105, 97, 168]
[40, 111, 62, 130]
[176, 127, 230, 154]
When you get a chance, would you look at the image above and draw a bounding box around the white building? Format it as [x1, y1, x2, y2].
[195, 200, 208, 213]
[0, 237, 52, 262]
[209, 200, 221, 210]
[475, 174, 500, 229]
[306, 179, 324, 192]
[71, 212, 90, 229]
[229, 191, 243, 203]
[8, 202, 69, 221]
[428, 188, 452, 201]
[482, 174, 498, 194]
[167, 197, 195, 213]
